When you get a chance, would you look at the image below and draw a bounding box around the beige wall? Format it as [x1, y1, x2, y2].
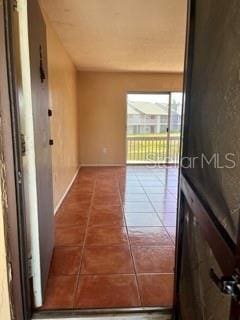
[78, 72, 183, 165]
[44, 17, 80, 210]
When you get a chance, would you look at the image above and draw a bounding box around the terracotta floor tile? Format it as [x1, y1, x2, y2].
[72, 178, 95, 185]
[55, 212, 88, 228]
[166, 227, 176, 243]
[68, 189, 93, 197]
[50, 247, 82, 275]
[81, 245, 134, 274]
[94, 190, 120, 197]
[158, 213, 177, 227]
[124, 202, 155, 213]
[43, 167, 178, 310]
[85, 226, 128, 246]
[167, 187, 178, 194]
[163, 176, 179, 182]
[96, 177, 117, 184]
[132, 246, 175, 273]
[42, 276, 77, 309]
[125, 213, 162, 227]
[96, 186, 119, 194]
[96, 174, 117, 180]
[66, 197, 92, 205]
[93, 193, 121, 206]
[95, 180, 118, 188]
[128, 227, 173, 246]
[97, 170, 118, 178]
[147, 193, 176, 202]
[74, 275, 140, 308]
[123, 181, 142, 187]
[91, 205, 123, 216]
[136, 173, 155, 178]
[95, 179, 119, 193]
[74, 176, 95, 184]
[55, 226, 86, 246]
[165, 181, 179, 187]
[137, 176, 159, 181]
[140, 181, 163, 187]
[88, 212, 125, 227]
[119, 175, 138, 182]
[122, 193, 149, 202]
[62, 200, 91, 212]
[151, 202, 177, 213]
[74, 184, 94, 193]
[143, 187, 169, 194]
[137, 274, 174, 307]
[66, 192, 93, 201]
[123, 186, 145, 194]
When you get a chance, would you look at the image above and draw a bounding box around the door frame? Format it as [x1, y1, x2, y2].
[0, 0, 31, 319]
[2, 0, 190, 319]
[173, 0, 194, 316]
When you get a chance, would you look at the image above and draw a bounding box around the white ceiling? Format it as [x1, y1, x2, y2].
[40, 0, 187, 72]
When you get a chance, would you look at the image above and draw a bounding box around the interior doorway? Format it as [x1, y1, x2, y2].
[126, 93, 183, 165]
[2, 0, 187, 318]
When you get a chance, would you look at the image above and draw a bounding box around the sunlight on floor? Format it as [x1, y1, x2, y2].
[42, 166, 178, 310]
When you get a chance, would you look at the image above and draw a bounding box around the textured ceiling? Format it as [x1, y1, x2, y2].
[40, 0, 187, 72]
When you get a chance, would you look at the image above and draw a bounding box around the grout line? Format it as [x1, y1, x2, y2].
[138, 174, 178, 230]
[47, 271, 175, 277]
[77, 272, 138, 276]
[164, 227, 176, 246]
[72, 169, 97, 308]
[57, 167, 177, 309]
[116, 170, 143, 307]
[135, 171, 176, 254]
[136, 176, 163, 226]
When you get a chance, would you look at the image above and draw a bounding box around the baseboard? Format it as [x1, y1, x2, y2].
[80, 164, 125, 167]
[54, 166, 81, 214]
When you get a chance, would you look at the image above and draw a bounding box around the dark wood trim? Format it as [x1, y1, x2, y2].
[180, 173, 236, 275]
[181, 0, 196, 161]
[173, 191, 185, 316]
[173, 0, 196, 319]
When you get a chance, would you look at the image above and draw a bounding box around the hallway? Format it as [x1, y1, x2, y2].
[42, 166, 178, 310]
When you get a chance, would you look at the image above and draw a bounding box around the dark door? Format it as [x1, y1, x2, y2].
[27, 0, 54, 305]
[175, 0, 240, 319]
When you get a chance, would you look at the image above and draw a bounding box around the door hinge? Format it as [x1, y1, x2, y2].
[39, 45, 46, 83]
[28, 256, 32, 278]
[21, 133, 26, 156]
[17, 171, 23, 184]
[13, 0, 18, 11]
[210, 268, 240, 302]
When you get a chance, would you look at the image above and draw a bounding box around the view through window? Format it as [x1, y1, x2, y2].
[127, 93, 183, 164]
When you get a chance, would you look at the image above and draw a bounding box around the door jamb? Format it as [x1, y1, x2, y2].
[1, 0, 31, 319]
[173, 0, 194, 318]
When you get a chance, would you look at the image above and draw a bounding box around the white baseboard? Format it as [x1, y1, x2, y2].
[54, 166, 81, 214]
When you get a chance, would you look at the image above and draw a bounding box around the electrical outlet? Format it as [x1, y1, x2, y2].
[103, 147, 107, 154]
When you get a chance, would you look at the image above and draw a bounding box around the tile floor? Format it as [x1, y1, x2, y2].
[42, 166, 178, 310]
